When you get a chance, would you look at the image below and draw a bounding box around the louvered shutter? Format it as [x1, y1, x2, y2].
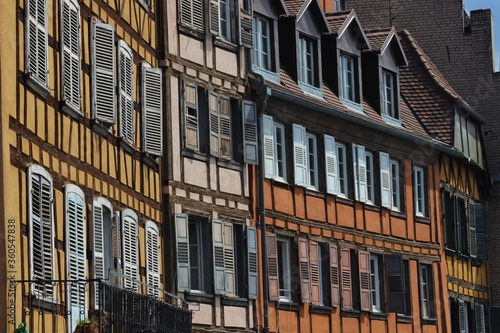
[185, 84, 199, 150]
[28, 166, 54, 298]
[476, 303, 485, 333]
[209, 0, 219, 35]
[175, 214, 190, 292]
[65, 185, 87, 331]
[329, 244, 340, 307]
[92, 199, 105, 307]
[146, 221, 160, 297]
[325, 134, 338, 195]
[293, 124, 307, 186]
[262, 115, 275, 178]
[247, 226, 258, 299]
[212, 219, 226, 295]
[298, 238, 311, 303]
[357, 145, 367, 202]
[353, 145, 359, 200]
[118, 41, 134, 145]
[91, 19, 115, 123]
[239, 8, 253, 48]
[267, 233, 279, 301]
[223, 223, 235, 294]
[179, 0, 204, 31]
[358, 251, 371, 311]
[469, 200, 477, 258]
[309, 241, 320, 305]
[380, 152, 391, 208]
[340, 248, 352, 310]
[61, 0, 80, 113]
[458, 299, 467, 333]
[386, 255, 405, 313]
[122, 210, 139, 291]
[209, 92, 220, 157]
[26, 0, 48, 86]
[475, 203, 487, 260]
[219, 97, 231, 159]
[242, 100, 258, 164]
[141, 63, 163, 156]
[113, 212, 122, 286]
[441, 189, 448, 246]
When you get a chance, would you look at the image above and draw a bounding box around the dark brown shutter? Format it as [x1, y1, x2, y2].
[330, 244, 340, 307]
[358, 251, 371, 311]
[309, 241, 320, 305]
[298, 238, 311, 303]
[340, 248, 352, 310]
[267, 233, 279, 301]
[475, 203, 487, 261]
[386, 255, 405, 313]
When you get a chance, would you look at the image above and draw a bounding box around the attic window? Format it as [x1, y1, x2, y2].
[381, 69, 400, 124]
[298, 35, 322, 97]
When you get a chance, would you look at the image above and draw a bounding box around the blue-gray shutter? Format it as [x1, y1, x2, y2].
[209, 0, 219, 35]
[475, 203, 487, 260]
[141, 63, 163, 156]
[293, 123, 307, 186]
[61, 0, 81, 113]
[242, 100, 258, 165]
[386, 254, 405, 313]
[262, 115, 275, 178]
[325, 134, 338, 195]
[223, 223, 235, 294]
[475, 303, 485, 333]
[380, 151, 391, 208]
[239, 8, 253, 48]
[118, 41, 134, 145]
[179, 0, 204, 31]
[175, 214, 190, 292]
[247, 226, 258, 299]
[458, 299, 467, 333]
[209, 92, 220, 157]
[469, 200, 477, 258]
[212, 219, 226, 295]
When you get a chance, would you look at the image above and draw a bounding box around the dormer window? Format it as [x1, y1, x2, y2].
[339, 54, 356, 102]
[253, 17, 271, 71]
[382, 70, 398, 120]
[454, 111, 483, 166]
[299, 36, 316, 87]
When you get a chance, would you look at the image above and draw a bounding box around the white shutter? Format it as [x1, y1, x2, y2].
[242, 100, 258, 165]
[352, 145, 359, 200]
[224, 223, 235, 295]
[65, 184, 87, 333]
[179, 0, 204, 31]
[175, 214, 190, 292]
[92, 199, 104, 307]
[28, 166, 54, 298]
[262, 115, 275, 179]
[91, 19, 115, 123]
[247, 226, 258, 299]
[475, 303, 485, 333]
[118, 41, 134, 145]
[293, 123, 307, 186]
[219, 96, 232, 159]
[146, 221, 160, 297]
[61, 0, 81, 113]
[469, 200, 477, 258]
[25, 0, 48, 86]
[209, 0, 220, 35]
[141, 63, 163, 156]
[458, 299, 467, 333]
[325, 134, 338, 195]
[357, 145, 367, 202]
[209, 92, 220, 157]
[121, 209, 139, 291]
[380, 151, 391, 208]
[185, 84, 199, 150]
[113, 212, 122, 286]
[213, 219, 226, 295]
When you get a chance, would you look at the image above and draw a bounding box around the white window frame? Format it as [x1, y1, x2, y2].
[306, 133, 318, 190]
[121, 209, 139, 291]
[184, 83, 199, 150]
[274, 122, 287, 182]
[253, 16, 271, 72]
[365, 151, 375, 204]
[390, 159, 401, 211]
[381, 69, 399, 123]
[337, 143, 348, 197]
[219, 0, 232, 40]
[414, 166, 426, 217]
[299, 36, 315, 87]
[339, 54, 356, 103]
[277, 237, 291, 302]
[370, 255, 381, 312]
[419, 264, 434, 319]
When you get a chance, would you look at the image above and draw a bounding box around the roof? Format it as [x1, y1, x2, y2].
[324, 10, 370, 50]
[365, 27, 408, 65]
[325, 11, 351, 33]
[365, 28, 393, 51]
[283, 0, 305, 16]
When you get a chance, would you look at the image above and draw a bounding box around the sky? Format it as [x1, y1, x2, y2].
[464, 0, 500, 71]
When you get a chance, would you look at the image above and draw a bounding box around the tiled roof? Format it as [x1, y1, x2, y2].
[325, 11, 351, 33]
[283, 0, 306, 17]
[365, 28, 393, 51]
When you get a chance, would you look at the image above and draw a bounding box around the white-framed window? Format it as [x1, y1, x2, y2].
[307, 133, 318, 189]
[118, 41, 134, 145]
[454, 111, 483, 166]
[121, 209, 139, 291]
[253, 16, 271, 71]
[369, 255, 381, 312]
[28, 165, 54, 298]
[337, 142, 348, 197]
[380, 152, 402, 211]
[179, 0, 204, 31]
[141, 62, 163, 156]
[413, 166, 427, 217]
[390, 159, 401, 211]
[381, 70, 399, 122]
[274, 123, 287, 181]
[145, 221, 160, 297]
[419, 264, 435, 319]
[184, 83, 199, 150]
[353, 144, 367, 202]
[210, 0, 234, 42]
[277, 237, 292, 302]
[339, 53, 358, 105]
[293, 124, 318, 190]
[365, 151, 375, 204]
[299, 36, 315, 86]
[219, 0, 231, 39]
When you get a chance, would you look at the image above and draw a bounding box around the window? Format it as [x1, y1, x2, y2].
[454, 112, 483, 166]
[209, 93, 231, 159]
[386, 255, 411, 315]
[210, 0, 235, 42]
[353, 144, 367, 202]
[381, 70, 399, 122]
[456, 196, 468, 256]
[413, 166, 427, 217]
[185, 84, 199, 150]
[121, 209, 139, 291]
[310, 242, 335, 306]
[118, 41, 134, 145]
[179, 0, 204, 31]
[380, 152, 402, 211]
[370, 254, 383, 312]
[141, 62, 163, 156]
[293, 124, 318, 189]
[253, 17, 272, 72]
[25, 0, 50, 97]
[337, 143, 348, 197]
[307, 133, 318, 189]
[145, 221, 160, 297]
[267, 234, 299, 303]
[263, 117, 287, 181]
[277, 237, 292, 302]
[390, 160, 401, 211]
[28, 165, 54, 298]
[365, 151, 375, 204]
[419, 264, 435, 319]
[334, 0, 345, 11]
[299, 36, 315, 86]
[219, 0, 231, 40]
[441, 188, 456, 251]
[60, 0, 81, 117]
[339, 53, 360, 109]
[274, 123, 286, 181]
[187, 217, 213, 293]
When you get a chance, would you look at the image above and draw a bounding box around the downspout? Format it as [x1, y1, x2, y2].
[246, 49, 270, 333]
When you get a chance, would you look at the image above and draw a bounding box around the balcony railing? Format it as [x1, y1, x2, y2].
[8, 278, 192, 333]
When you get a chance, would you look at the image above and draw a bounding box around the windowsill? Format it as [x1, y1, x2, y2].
[28, 294, 61, 312]
[185, 292, 214, 304]
[178, 24, 205, 41]
[276, 301, 299, 312]
[381, 114, 402, 127]
[370, 311, 388, 320]
[364, 203, 380, 212]
[142, 153, 159, 170]
[310, 305, 333, 315]
[25, 75, 51, 100]
[389, 209, 406, 219]
[458, 254, 470, 261]
[415, 215, 430, 224]
[340, 98, 363, 113]
[214, 37, 238, 53]
[221, 296, 248, 307]
[217, 159, 243, 172]
[298, 82, 323, 99]
[119, 138, 137, 155]
[341, 309, 360, 318]
[421, 317, 437, 325]
[336, 196, 354, 206]
[471, 258, 485, 266]
[252, 67, 280, 83]
[445, 248, 457, 255]
[60, 101, 83, 121]
[271, 177, 289, 187]
[91, 120, 113, 139]
[183, 149, 209, 162]
[305, 188, 323, 198]
[396, 314, 413, 324]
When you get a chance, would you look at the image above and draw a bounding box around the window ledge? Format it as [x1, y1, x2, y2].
[178, 25, 205, 41]
[415, 215, 430, 224]
[381, 114, 402, 127]
[421, 317, 437, 325]
[396, 314, 413, 324]
[310, 305, 333, 315]
[25, 75, 51, 99]
[305, 189, 324, 198]
[389, 209, 406, 219]
[27, 294, 62, 312]
[298, 82, 323, 99]
[369, 312, 388, 320]
[221, 297, 248, 307]
[364, 204, 380, 212]
[340, 98, 363, 113]
[217, 159, 243, 172]
[336, 196, 354, 206]
[252, 67, 280, 83]
[271, 178, 291, 189]
[214, 37, 238, 53]
[276, 301, 299, 312]
[185, 292, 214, 304]
[119, 138, 137, 155]
[445, 248, 457, 255]
[91, 120, 113, 139]
[142, 153, 159, 170]
[341, 309, 360, 318]
[184, 149, 209, 163]
[60, 101, 83, 121]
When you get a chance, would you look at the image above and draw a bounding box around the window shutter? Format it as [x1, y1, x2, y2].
[458, 299, 467, 333]
[358, 250, 371, 311]
[114, 212, 122, 286]
[309, 241, 320, 305]
[122, 210, 139, 291]
[469, 200, 477, 258]
[380, 151, 391, 208]
[262, 115, 275, 178]
[239, 8, 253, 48]
[92, 199, 105, 307]
[475, 303, 485, 333]
[118, 41, 134, 145]
[357, 145, 367, 202]
[329, 243, 340, 307]
[146, 221, 160, 297]
[491, 306, 500, 333]
[175, 214, 190, 292]
[441, 189, 448, 246]
[298, 238, 311, 303]
[386, 255, 405, 313]
[65, 185, 87, 331]
[26, 0, 48, 86]
[242, 100, 258, 164]
[219, 97, 232, 159]
[61, 0, 81, 112]
[185, 84, 199, 150]
[353, 145, 359, 200]
[209, 0, 219, 35]
[293, 123, 307, 186]
[325, 134, 338, 195]
[28, 166, 54, 297]
[212, 219, 226, 295]
[209, 92, 220, 157]
[475, 203, 487, 260]
[267, 233, 279, 301]
[223, 223, 235, 295]
[141, 63, 163, 156]
[247, 226, 258, 299]
[340, 248, 352, 310]
[91, 19, 115, 123]
[179, 0, 204, 31]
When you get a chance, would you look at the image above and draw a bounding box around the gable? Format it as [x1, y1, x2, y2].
[297, 7, 324, 36]
[337, 25, 364, 56]
[254, 0, 287, 20]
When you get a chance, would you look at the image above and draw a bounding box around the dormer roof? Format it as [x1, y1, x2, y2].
[325, 9, 370, 50]
[365, 27, 408, 66]
[283, 0, 330, 32]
